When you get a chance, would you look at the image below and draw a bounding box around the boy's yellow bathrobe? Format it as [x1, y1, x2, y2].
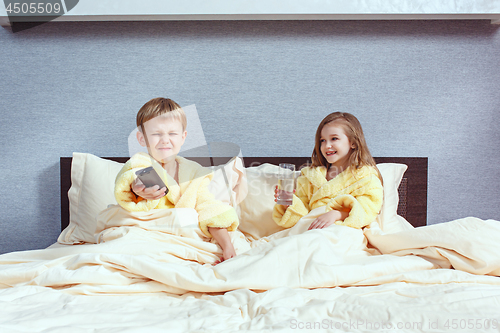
[114, 152, 238, 238]
[273, 165, 383, 229]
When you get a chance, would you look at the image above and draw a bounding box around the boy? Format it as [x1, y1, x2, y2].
[114, 98, 238, 262]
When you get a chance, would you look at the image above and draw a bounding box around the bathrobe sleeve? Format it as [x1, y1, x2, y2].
[272, 174, 311, 229]
[114, 153, 162, 212]
[327, 170, 383, 229]
[195, 175, 239, 238]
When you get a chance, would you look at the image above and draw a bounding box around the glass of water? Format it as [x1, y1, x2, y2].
[277, 163, 295, 205]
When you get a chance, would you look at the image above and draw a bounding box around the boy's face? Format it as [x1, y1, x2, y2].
[137, 115, 187, 164]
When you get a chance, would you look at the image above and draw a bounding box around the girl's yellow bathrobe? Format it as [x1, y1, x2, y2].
[273, 165, 384, 229]
[114, 152, 238, 238]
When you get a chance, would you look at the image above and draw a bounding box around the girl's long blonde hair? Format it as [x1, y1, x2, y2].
[311, 112, 382, 183]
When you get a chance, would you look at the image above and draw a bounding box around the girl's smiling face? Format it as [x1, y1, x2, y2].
[320, 121, 354, 170]
[137, 115, 187, 164]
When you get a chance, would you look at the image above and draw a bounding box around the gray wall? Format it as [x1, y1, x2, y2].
[0, 20, 499, 254]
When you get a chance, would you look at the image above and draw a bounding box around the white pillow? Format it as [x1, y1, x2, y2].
[236, 163, 412, 239]
[206, 157, 247, 207]
[376, 163, 414, 233]
[58, 154, 412, 244]
[58, 153, 246, 244]
[58, 153, 124, 244]
[237, 164, 299, 240]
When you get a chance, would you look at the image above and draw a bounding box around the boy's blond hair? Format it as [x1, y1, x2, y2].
[136, 98, 187, 131]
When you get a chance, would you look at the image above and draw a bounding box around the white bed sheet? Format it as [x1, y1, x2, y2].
[2, 209, 500, 332]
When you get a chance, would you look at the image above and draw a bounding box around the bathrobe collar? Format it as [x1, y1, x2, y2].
[301, 165, 351, 189]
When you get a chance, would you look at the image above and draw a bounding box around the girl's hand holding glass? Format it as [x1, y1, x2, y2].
[277, 163, 296, 205]
[274, 185, 296, 208]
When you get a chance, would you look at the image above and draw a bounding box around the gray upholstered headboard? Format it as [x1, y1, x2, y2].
[60, 156, 427, 230]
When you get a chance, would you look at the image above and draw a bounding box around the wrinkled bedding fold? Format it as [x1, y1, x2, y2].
[1, 207, 499, 295]
[2, 207, 500, 332]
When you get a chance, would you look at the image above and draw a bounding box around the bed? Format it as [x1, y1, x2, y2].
[1, 153, 500, 333]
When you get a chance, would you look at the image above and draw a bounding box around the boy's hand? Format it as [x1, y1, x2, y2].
[308, 209, 348, 230]
[223, 246, 236, 261]
[209, 227, 237, 265]
[214, 246, 237, 265]
[132, 178, 167, 200]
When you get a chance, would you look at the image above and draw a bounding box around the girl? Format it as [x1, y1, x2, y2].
[273, 112, 384, 230]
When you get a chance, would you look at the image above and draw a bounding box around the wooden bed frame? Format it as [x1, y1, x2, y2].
[60, 156, 427, 231]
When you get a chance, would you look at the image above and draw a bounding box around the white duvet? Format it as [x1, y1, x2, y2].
[1, 207, 500, 332]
